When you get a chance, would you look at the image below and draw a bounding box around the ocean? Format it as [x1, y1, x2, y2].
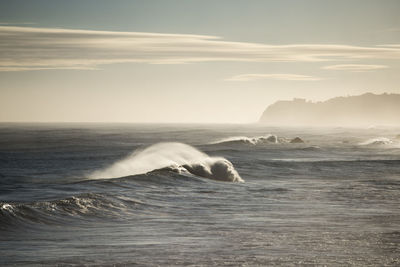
[1, 123, 399, 266]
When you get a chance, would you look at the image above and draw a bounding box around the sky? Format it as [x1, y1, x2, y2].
[0, 0, 400, 123]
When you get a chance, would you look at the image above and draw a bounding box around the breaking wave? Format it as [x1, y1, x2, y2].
[210, 135, 306, 146]
[90, 142, 243, 182]
[211, 135, 280, 145]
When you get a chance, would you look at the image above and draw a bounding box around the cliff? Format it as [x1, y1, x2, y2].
[259, 93, 400, 126]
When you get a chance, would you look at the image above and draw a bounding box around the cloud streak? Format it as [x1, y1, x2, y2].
[322, 64, 388, 72]
[1, 26, 400, 71]
[226, 73, 321, 81]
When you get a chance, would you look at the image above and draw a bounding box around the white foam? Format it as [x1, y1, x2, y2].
[90, 142, 243, 182]
[1, 203, 14, 212]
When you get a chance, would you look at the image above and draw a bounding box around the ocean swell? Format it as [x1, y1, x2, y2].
[0, 193, 141, 228]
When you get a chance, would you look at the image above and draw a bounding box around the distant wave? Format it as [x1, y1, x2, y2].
[210, 134, 282, 145]
[359, 137, 395, 146]
[90, 142, 243, 182]
[298, 146, 321, 151]
[269, 159, 400, 164]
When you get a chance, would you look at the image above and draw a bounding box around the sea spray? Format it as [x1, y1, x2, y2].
[90, 142, 243, 182]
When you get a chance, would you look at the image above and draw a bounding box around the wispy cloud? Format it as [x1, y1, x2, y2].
[322, 64, 388, 72]
[379, 44, 400, 48]
[0, 22, 36, 25]
[1, 26, 400, 71]
[0, 66, 97, 72]
[382, 28, 400, 33]
[226, 73, 321, 81]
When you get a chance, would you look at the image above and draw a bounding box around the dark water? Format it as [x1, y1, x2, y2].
[1, 123, 400, 266]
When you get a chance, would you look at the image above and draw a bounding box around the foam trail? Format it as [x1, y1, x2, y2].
[90, 142, 243, 182]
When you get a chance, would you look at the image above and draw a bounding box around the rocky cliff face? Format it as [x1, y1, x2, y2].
[259, 93, 400, 127]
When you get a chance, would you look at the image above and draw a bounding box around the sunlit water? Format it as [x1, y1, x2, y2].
[1, 123, 399, 266]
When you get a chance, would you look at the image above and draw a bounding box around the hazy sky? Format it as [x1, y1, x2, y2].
[1, 0, 400, 123]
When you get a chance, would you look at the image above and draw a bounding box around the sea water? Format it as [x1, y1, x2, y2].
[1, 123, 399, 266]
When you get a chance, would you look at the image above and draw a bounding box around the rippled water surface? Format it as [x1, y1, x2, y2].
[1, 123, 399, 266]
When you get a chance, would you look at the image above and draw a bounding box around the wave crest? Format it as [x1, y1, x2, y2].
[90, 142, 243, 182]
